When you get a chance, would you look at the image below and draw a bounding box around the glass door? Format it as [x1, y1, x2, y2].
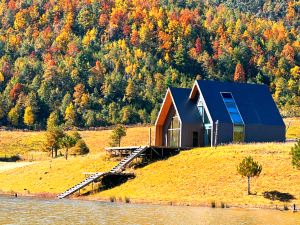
[167, 115, 180, 147]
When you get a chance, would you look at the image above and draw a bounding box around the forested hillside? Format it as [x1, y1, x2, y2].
[0, 0, 299, 129]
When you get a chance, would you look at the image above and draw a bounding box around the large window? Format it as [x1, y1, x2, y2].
[198, 96, 212, 146]
[198, 98, 210, 124]
[221, 92, 245, 142]
[167, 115, 180, 147]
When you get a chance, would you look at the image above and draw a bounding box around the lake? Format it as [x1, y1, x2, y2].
[0, 195, 299, 225]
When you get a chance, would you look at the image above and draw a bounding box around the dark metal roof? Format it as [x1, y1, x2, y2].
[169, 87, 201, 124]
[196, 80, 285, 126]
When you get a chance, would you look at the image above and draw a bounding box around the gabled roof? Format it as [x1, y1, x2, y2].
[155, 87, 201, 126]
[169, 87, 201, 124]
[192, 80, 285, 126]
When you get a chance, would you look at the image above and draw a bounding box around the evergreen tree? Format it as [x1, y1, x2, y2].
[109, 125, 127, 147]
[8, 107, 20, 127]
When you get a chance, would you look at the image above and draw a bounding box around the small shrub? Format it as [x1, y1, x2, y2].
[211, 201, 216, 208]
[70, 140, 89, 155]
[291, 139, 300, 169]
[71, 131, 82, 141]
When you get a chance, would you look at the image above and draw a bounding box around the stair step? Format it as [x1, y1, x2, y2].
[58, 147, 147, 199]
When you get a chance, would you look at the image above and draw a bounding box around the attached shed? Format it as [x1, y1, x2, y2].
[155, 80, 285, 148]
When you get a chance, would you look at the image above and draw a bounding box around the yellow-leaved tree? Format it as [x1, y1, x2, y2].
[65, 103, 76, 126]
[0, 72, 4, 82]
[24, 106, 35, 127]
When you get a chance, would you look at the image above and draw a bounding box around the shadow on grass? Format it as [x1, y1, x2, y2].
[263, 190, 296, 202]
[81, 173, 136, 196]
[82, 148, 181, 195]
[132, 149, 180, 169]
[100, 173, 136, 191]
[0, 155, 21, 162]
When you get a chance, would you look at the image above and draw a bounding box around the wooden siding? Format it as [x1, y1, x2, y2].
[155, 91, 173, 146]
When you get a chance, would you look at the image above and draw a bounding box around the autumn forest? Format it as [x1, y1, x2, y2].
[0, 0, 299, 129]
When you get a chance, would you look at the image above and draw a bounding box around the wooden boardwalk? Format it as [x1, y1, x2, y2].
[58, 145, 188, 199]
[58, 146, 147, 199]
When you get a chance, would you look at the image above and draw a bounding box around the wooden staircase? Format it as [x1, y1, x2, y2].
[57, 146, 147, 199]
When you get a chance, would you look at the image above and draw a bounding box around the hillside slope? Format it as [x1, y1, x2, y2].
[92, 143, 300, 207]
[0, 0, 299, 129]
[0, 142, 299, 208]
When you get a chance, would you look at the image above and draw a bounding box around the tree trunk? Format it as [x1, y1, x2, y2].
[247, 176, 251, 195]
[51, 147, 54, 158]
[118, 138, 120, 147]
[65, 148, 68, 160]
[54, 149, 58, 158]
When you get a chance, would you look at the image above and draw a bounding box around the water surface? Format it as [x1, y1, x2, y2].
[0, 195, 299, 225]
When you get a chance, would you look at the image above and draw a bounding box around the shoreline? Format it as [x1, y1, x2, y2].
[0, 191, 296, 212]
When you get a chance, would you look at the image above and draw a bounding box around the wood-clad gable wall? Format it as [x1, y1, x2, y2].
[155, 91, 173, 146]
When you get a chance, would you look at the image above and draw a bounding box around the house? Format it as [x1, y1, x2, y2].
[154, 80, 285, 148]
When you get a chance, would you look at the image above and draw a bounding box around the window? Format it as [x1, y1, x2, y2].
[233, 125, 245, 143]
[167, 115, 180, 147]
[198, 98, 210, 124]
[221, 92, 245, 142]
[198, 101, 204, 117]
[221, 92, 244, 125]
[198, 95, 212, 146]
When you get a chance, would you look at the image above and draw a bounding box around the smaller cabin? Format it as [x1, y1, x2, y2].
[155, 80, 285, 148]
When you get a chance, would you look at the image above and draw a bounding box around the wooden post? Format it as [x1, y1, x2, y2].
[214, 120, 219, 147]
[149, 128, 152, 147]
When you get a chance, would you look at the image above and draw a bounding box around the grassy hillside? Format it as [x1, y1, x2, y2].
[93, 143, 300, 207]
[0, 117, 298, 158]
[0, 142, 299, 208]
[0, 118, 299, 208]
[0, 126, 154, 158]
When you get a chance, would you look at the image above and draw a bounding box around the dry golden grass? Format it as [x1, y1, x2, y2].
[284, 117, 300, 139]
[0, 153, 116, 194]
[0, 120, 299, 208]
[80, 126, 154, 153]
[0, 126, 154, 158]
[0, 131, 46, 158]
[0, 142, 299, 208]
[0, 117, 297, 158]
[92, 142, 300, 207]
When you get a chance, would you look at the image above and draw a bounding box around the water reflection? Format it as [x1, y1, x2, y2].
[0, 195, 299, 225]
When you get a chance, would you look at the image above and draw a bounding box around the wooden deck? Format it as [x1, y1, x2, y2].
[105, 146, 189, 159]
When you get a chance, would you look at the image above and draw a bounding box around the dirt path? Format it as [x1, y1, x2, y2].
[0, 162, 36, 173]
